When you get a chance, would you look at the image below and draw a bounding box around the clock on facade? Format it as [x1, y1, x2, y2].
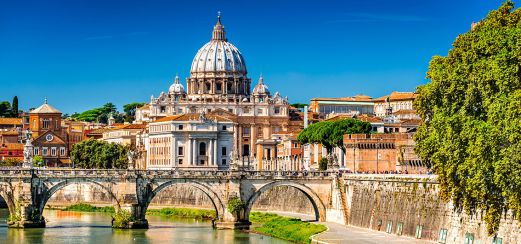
[45, 134, 54, 142]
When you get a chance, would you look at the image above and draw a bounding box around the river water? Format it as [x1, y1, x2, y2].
[0, 209, 290, 244]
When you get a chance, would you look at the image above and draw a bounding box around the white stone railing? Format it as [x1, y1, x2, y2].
[0, 168, 335, 179]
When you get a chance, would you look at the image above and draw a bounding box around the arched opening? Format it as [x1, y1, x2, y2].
[41, 180, 120, 218]
[143, 180, 225, 224]
[245, 181, 326, 222]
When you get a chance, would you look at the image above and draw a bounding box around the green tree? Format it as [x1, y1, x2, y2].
[11, 96, 18, 117]
[74, 102, 123, 124]
[0, 101, 11, 117]
[71, 139, 129, 169]
[297, 119, 372, 154]
[123, 102, 145, 122]
[1, 158, 22, 166]
[413, 1, 521, 235]
[33, 155, 44, 167]
[290, 103, 308, 109]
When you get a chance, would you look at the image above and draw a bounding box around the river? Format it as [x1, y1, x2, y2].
[0, 209, 291, 244]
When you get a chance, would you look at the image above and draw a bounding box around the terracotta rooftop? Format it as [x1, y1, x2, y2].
[374, 92, 417, 102]
[393, 109, 417, 115]
[0, 130, 20, 136]
[1, 143, 24, 150]
[0, 118, 23, 125]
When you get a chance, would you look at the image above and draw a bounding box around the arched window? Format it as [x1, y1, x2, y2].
[199, 142, 206, 156]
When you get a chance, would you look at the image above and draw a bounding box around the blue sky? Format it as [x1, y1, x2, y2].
[0, 0, 507, 113]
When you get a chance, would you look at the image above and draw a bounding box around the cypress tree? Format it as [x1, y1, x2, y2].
[12, 96, 18, 117]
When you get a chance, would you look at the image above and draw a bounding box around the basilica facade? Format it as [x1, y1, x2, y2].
[136, 15, 303, 169]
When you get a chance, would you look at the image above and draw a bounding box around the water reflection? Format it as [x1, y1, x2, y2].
[0, 209, 289, 244]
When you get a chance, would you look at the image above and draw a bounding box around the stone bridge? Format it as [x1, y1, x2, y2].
[0, 169, 343, 229]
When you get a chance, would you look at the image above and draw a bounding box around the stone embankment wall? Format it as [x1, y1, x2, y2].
[343, 175, 520, 244]
[46, 184, 314, 215]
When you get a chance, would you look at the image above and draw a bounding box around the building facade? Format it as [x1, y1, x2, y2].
[135, 15, 302, 169]
[146, 112, 233, 169]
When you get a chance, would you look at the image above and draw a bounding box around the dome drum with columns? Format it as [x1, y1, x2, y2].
[136, 14, 300, 170]
[187, 15, 251, 102]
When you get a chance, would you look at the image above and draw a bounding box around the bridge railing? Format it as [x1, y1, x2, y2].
[0, 168, 337, 179]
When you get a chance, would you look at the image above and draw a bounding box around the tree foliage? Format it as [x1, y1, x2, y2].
[11, 96, 18, 117]
[0, 101, 12, 117]
[413, 1, 521, 235]
[33, 155, 44, 167]
[71, 103, 124, 124]
[70, 139, 129, 169]
[0, 158, 22, 166]
[297, 119, 372, 153]
[123, 102, 145, 122]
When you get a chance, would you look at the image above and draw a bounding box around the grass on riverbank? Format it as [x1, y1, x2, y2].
[146, 208, 216, 220]
[63, 203, 115, 213]
[61, 203, 215, 219]
[249, 212, 327, 244]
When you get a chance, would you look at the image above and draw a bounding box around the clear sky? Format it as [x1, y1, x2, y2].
[0, 0, 507, 114]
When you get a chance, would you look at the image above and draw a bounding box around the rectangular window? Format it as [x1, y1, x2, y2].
[178, 125, 183, 130]
[42, 147, 48, 156]
[274, 107, 280, 114]
[178, 146, 184, 156]
[464, 233, 474, 244]
[160, 106, 166, 113]
[222, 125, 227, 130]
[34, 148, 39, 155]
[415, 225, 423, 239]
[228, 108, 233, 113]
[438, 229, 448, 243]
[386, 221, 392, 234]
[221, 159, 226, 165]
[60, 147, 66, 156]
[257, 108, 263, 115]
[51, 147, 57, 156]
[178, 158, 183, 165]
[221, 147, 227, 156]
[243, 127, 250, 137]
[396, 222, 403, 235]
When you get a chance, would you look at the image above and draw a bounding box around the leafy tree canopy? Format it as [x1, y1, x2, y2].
[123, 102, 145, 122]
[414, 1, 521, 235]
[297, 119, 372, 153]
[71, 102, 124, 124]
[290, 103, 308, 109]
[70, 139, 129, 169]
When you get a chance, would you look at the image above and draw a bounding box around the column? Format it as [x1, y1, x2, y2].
[238, 125, 243, 157]
[213, 139, 218, 166]
[192, 139, 197, 166]
[172, 137, 176, 167]
[187, 139, 192, 166]
[208, 139, 213, 166]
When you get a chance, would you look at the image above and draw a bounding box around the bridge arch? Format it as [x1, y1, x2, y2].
[0, 189, 14, 217]
[143, 180, 225, 221]
[39, 179, 120, 215]
[245, 181, 327, 222]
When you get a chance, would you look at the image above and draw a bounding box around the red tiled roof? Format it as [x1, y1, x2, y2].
[373, 92, 417, 102]
[0, 118, 22, 125]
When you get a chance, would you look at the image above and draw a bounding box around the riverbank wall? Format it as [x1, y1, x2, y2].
[341, 175, 520, 244]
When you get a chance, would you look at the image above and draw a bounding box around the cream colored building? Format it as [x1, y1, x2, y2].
[146, 112, 233, 169]
[101, 124, 146, 147]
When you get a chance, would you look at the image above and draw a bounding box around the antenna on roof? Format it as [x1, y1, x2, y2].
[44, 97, 48, 104]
